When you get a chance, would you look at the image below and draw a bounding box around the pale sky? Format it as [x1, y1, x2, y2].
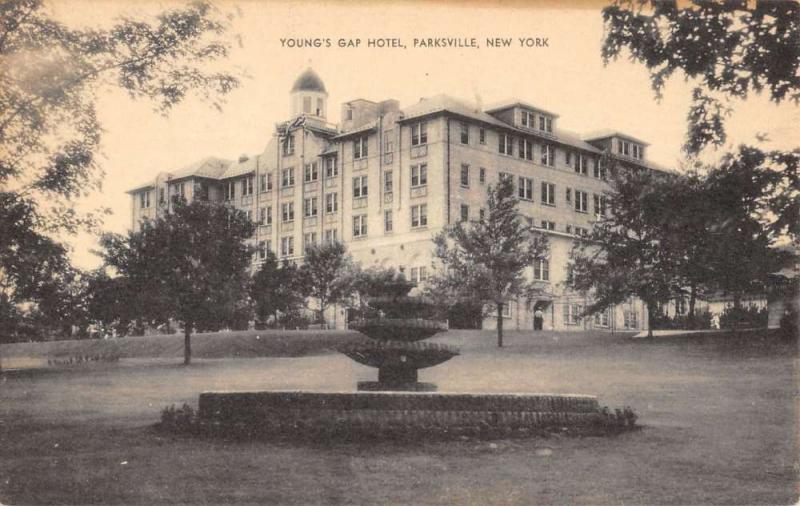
[51, 0, 798, 269]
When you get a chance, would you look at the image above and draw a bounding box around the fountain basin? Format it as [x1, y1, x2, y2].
[349, 318, 448, 342]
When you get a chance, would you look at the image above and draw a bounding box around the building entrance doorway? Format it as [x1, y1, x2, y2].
[532, 300, 551, 331]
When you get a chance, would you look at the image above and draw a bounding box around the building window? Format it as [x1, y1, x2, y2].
[518, 177, 533, 200]
[280, 236, 294, 257]
[539, 115, 553, 133]
[353, 175, 368, 198]
[459, 204, 469, 222]
[324, 229, 338, 244]
[541, 144, 555, 166]
[499, 133, 513, 155]
[594, 194, 607, 217]
[541, 182, 555, 206]
[411, 122, 428, 146]
[632, 144, 643, 159]
[593, 159, 606, 179]
[325, 192, 338, 213]
[618, 139, 631, 156]
[499, 172, 513, 188]
[479, 208, 486, 220]
[624, 309, 638, 329]
[518, 138, 533, 161]
[479, 127, 486, 144]
[224, 181, 236, 201]
[564, 303, 583, 325]
[521, 110, 535, 128]
[281, 167, 295, 188]
[460, 122, 469, 144]
[410, 266, 428, 284]
[411, 164, 427, 187]
[303, 96, 311, 114]
[411, 204, 427, 228]
[282, 134, 295, 156]
[565, 188, 572, 204]
[304, 197, 318, 217]
[242, 176, 254, 196]
[325, 157, 338, 178]
[384, 129, 394, 153]
[594, 310, 610, 327]
[541, 220, 555, 230]
[479, 167, 486, 184]
[384, 170, 393, 193]
[281, 202, 294, 222]
[260, 173, 273, 192]
[354, 136, 369, 159]
[139, 191, 150, 208]
[304, 232, 317, 253]
[574, 154, 588, 175]
[257, 240, 267, 260]
[384, 210, 393, 233]
[533, 258, 550, 281]
[304, 162, 319, 183]
[345, 107, 353, 120]
[460, 164, 470, 187]
[353, 214, 368, 237]
[259, 206, 272, 225]
[574, 190, 588, 213]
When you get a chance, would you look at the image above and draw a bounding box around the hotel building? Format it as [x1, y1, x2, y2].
[128, 69, 666, 331]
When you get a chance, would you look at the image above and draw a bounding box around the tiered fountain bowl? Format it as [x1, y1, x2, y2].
[340, 318, 459, 391]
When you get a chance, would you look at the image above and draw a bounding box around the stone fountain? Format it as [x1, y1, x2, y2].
[341, 318, 458, 391]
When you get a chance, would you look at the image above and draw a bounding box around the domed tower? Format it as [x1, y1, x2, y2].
[290, 68, 328, 119]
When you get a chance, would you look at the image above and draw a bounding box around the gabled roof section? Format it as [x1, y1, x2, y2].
[399, 94, 600, 153]
[332, 119, 378, 140]
[126, 156, 230, 194]
[583, 129, 650, 146]
[484, 99, 559, 118]
[221, 155, 258, 179]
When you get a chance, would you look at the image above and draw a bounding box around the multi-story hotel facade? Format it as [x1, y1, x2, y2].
[129, 69, 665, 332]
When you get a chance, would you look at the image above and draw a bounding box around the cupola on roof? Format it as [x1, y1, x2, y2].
[291, 68, 327, 93]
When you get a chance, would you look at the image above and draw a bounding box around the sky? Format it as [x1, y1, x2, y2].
[49, 0, 798, 269]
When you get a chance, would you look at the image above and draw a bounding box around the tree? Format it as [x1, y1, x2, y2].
[569, 163, 677, 338]
[100, 199, 253, 365]
[349, 265, 417, 318]
[602, 0, 799, 155]
[429, 177, 549, 347]
[300, 241, 352, 327]
[701, 148, 793, 307]
[250, 250, 306, 329]
[0, 0, 240, 344]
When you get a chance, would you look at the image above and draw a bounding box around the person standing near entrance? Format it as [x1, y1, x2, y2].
[534, 308, 544, 330]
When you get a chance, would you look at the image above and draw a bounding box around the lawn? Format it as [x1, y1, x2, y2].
[0, 330, 797, 505]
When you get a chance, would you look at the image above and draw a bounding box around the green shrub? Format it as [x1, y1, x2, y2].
[651, 311, 713, 330]
[159, 403, 197, 433]
[719, 305, 768, 329]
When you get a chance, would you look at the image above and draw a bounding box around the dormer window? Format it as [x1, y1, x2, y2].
[346, 107, 353, 121]
[538, 116, 553, 133]
[616, 139, 644, 160]
[521, 110, 535, 128]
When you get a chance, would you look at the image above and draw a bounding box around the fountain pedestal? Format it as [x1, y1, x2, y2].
[339, 318, 458, 392]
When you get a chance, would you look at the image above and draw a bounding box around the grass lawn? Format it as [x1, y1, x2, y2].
[0, 330, 797, 505]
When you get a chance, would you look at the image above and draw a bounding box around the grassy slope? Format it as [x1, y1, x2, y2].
[0, 329, 361, 362]
[0, 330, 797, 505]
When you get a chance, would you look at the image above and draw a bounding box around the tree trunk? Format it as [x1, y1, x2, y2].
[646, 302, 655, 338]
[689, 282, 697, 318]
[183, 323, 192, 366]
[733, 293, 742, 310]
[496, 302, 504, 348]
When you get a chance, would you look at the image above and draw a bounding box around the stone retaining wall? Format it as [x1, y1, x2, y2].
[198, 391, 602, 430]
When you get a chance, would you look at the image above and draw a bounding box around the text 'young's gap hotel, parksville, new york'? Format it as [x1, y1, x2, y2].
[128, 68, 667, 332]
